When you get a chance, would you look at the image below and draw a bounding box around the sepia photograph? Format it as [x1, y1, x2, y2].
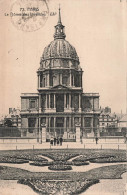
[0, 0, 127, 194]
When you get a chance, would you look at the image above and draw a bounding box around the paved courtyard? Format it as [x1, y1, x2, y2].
[0, 138, 126, 150]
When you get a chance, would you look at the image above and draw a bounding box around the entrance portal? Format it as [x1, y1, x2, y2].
[55, 117, 64, 137]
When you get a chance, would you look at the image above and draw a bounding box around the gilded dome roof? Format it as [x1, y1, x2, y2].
[42, 39, 79, 62]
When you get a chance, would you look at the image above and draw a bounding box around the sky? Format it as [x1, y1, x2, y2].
[0, 0, 127, 116]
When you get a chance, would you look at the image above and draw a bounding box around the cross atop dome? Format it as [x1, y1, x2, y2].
[54, 6, 66, 40]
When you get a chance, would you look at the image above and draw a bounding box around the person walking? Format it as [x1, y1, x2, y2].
[60, 137, 63, 146]
[57, 137, 59, 146]
[50, 137, 53, 146]
[54, 137, 56, 146]
[95, 137, 99, 144]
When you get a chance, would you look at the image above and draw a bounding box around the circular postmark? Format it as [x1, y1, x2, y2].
[10, 0, 49, 32]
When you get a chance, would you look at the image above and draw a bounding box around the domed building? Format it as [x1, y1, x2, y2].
[20, 9, 100, 142]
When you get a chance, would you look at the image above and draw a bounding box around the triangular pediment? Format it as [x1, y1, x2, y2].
[51, 84, 70, 90]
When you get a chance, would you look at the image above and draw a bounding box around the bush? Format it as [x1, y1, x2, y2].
[29, 161, 52, 166]
[0, 157, 28, 164]
[48, 164, 72, 171]
[73, 161, 89, 166]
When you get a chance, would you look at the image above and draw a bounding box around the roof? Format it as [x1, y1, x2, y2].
[42, 39, 79, 62]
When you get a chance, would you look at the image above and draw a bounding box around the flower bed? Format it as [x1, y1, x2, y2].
[0, 157, 28, 164]
[29, 161, 52, 166]
[72, 161, 89, 166]
[72, 154, 116, 162]
[13, 154, 48, 162]
[42, 153, 79, 161]
[18, 178, 99, 195]
[48, 164, 72, 171]
[90, 156, 127, 163]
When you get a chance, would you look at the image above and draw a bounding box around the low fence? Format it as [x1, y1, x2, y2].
[0, 127, 21, 137]
[0, 126, 126, 139]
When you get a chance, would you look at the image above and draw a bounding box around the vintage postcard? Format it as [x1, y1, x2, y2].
[0, 0, 127, 195]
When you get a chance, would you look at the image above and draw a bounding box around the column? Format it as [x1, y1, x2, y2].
[46, 74, 49, 87]
[69, 94, 71, 109]
[91, 117, 94, 137]
[64, 117, 66, 128]
[60, 74, 62, 84]
[37, 74, 39, 88]
[54, 94, 56, 108]
[75, 124, 81, 142]
[64, 94, 66, 108]
[72, 75, 74, 86]
[49, 94, 50, 108]
[45, 94, 47, 109]
[54, 117, 56, 128]
[64, 117, 67, 139]
[70, 70, 71, 86]
[40, 123, 46, 143]
[54, 117, 56, 137]
[72, 117, 74, 128]
[49, 117, 51, 128]
[39, 94, 41, 112]
[39, 74, 41, 88]
[93, 98, 94, 111]
[37, 117, 40, 142]
[79, 94, 81, 111]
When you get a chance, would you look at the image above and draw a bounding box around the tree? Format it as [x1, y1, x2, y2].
[4, 119, 13, 127]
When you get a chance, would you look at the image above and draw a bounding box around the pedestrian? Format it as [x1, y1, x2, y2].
[57, 137, 59, 145]
[60, 137, 63, 146]
[95, 137, 99, 144]
[50, 137, 53, 146]
[54, 137, 56, 146]
[124, 135, 127, 143]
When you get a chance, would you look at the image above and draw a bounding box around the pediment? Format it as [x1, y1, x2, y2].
[51, 84, 70, 90]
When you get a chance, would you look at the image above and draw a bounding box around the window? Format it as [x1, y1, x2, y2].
[30, 100, 36, 109]
[84, 118, 91, 127]
[62, 76, 68, 86]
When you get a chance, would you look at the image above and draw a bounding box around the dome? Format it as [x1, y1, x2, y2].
[40, 8, 80, 70]
[42, 39, 79, 62]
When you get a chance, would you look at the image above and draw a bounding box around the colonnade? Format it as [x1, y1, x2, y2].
[39, 93, 81, 111]
[37, 70, 82, 88]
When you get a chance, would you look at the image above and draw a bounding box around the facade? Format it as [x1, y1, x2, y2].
[99, 107, 120, 136]
[99, 107, 118, 129]
[118, 114, 127, 128]
[4, 108, 21, 127]
[20, 9, 100, 140]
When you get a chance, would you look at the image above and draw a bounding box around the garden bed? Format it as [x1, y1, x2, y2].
[18, 178, 99, 195]
[48, 164, 72, 171]
[9, 154, 48, 162]
[0, 157, 29, 164]
[29, 161, 52, 166]
[72, 161, 89, 166]
[90, 156, 127, 163]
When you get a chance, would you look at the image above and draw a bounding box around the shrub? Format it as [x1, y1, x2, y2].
[48, 164, 72, 171]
